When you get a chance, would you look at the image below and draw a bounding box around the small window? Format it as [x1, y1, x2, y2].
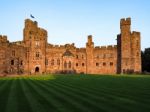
[20, 61, 23, 65]
[82, 55, 84, 59]
[82, 63, 85, 67]
[29, 31, 32, 35]
[12, 50, 15, 56]
[64, 61, 67, 68]
[57, 59, 60, 65]
[11, 60, 14, 65]
[136, 52, 139, 57]
[123, 69, 126, 73]
[45, 59, 48, 65]
[110, 62, 113, 66]
[76, 63, 78, 67]
[51, 59, 54, 66]
[69, 61, 71, 68]
[36, 52, 40, 57]
[76, 55, 78, 59]
[96, 63, 99, 67]
[103, 62, 106, 66]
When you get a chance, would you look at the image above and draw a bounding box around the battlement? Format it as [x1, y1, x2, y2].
[11, 41, 24, 45]
[87, 35, 93, 43]
[76, 48, 86, 52]
[47, 43, 76, 49]
[0, 35, 8, 43]
[37, 28, 47, 37]
[131, 31, 140, 36]
[120, 17, 131, 26]
[95, 45, 117, 50]
[25, 19, 38, 28]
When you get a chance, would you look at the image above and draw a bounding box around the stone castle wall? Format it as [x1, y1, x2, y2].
[0, 18, 141, 75]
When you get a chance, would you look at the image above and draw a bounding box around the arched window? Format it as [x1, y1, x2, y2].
[64, 61, 67, 68]
[57, 59, 60, 65]
[69, 61, 71, 68]
[36, 52, 40, 57]
[20, 60, 23, 65]
[11, 60, 14, 65]
[51, 59, 54, 66]
[12, 50, 15, 56]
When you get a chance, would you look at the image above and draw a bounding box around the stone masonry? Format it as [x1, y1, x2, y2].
[0, 18, 141, 75]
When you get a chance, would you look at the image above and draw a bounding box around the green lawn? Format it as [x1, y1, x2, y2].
[0, 74, 150, 112]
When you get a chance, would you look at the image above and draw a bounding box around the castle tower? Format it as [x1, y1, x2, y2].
[23, 19, 47, 74]
[117, 18, 141, 73]
[131, 31, 141, 73]
[117, 18, 132, 73]
[86, 35, 94, 74]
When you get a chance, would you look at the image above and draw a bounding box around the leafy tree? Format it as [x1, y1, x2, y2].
[141, 48, 150, 73]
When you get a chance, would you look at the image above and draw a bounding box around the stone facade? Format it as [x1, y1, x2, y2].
[0, 18, 141, 75]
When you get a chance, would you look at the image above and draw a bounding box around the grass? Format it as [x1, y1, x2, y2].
[0, 74, 150, 112]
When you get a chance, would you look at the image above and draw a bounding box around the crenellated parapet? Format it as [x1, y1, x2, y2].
[25, 19, 38, 29]
[120, 17, 131, 26]
[76, 48, 86, 52]
[37, 28, 47, 37]
[131, 31, 140, 37]
[94, 45, 117, 50]
[47, 43, 76, 49]
[0, 35, 9, 43]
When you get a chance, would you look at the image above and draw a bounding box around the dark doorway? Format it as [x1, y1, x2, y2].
[35, 67, 39, 73]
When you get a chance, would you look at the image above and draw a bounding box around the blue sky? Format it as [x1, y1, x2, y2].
[0, 0, 150, 50]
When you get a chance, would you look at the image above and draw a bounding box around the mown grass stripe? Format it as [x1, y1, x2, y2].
[16, 79, 33, 112]
[0, 80, 13, 112]
[27, 79, 91, 112]
[21, 79, 50, 112]
[45, 79, 126, 112]
[0, 80, 10, 91]
[5, 79, 19, 112]
[58, 75, 149, 109]
[58, 75, 150, 106]
[0, 74, 150, 112]
[59, 79, 150, 104]
[31, 80, 109, 112]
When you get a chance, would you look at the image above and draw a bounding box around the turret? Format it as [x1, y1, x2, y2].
[86, 35, 94, 47]
[0, 35, 9, 43]
[117, 18, 132, 73]
[23, 19, 48, 74]
[117, 17, 141, 74]
[86, 35, 94, 74]
[131, 31, 141, 73]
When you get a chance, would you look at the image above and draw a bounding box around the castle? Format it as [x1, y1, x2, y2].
[0, 18, 141, 75]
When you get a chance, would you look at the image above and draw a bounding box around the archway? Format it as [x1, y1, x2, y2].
[35, 67, 39, 73]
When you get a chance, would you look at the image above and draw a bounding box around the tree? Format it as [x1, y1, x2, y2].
[141, 48, 150, 73]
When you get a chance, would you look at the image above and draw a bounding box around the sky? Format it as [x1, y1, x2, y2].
[0, 0, 150, 50]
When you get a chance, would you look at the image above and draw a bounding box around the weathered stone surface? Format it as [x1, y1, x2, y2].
[0, 18, 141, 75]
